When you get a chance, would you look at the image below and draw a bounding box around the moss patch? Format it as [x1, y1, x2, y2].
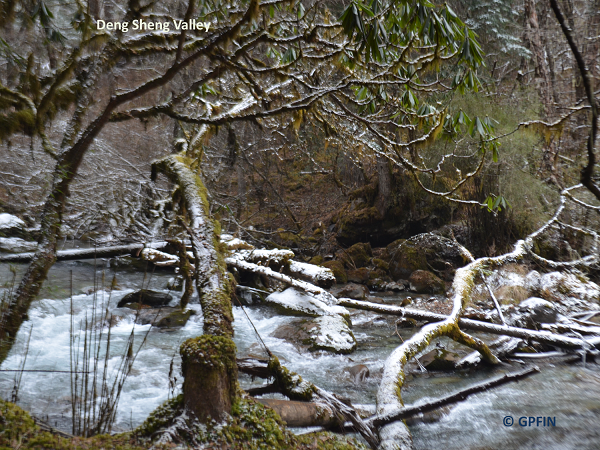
[322, 260, 347, 284]
[0, 398, 149, 450]
[181, 335, 237, 372]
[136, 395, 366, 450]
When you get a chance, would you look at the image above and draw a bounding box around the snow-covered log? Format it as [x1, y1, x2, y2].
[339, 298, 600, 351]
[226, 246, 336, 288]
[288, 260, 336, 288]
[153, 153, 237, 422]
[0, 241, 169, 262]
[225, 256, 338, 305]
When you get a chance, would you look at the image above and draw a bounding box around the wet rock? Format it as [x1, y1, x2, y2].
[117, 289, 173, 308]
[347, 267, 370, 284]
[117, 306, 193, 328]
[340, 242, 373, 268]
[385, 233, 468, 281]
[397, 318, 417, 328]
[344, 364, 370, 383]
[420, 348, 461, 371]
[167, 276, 184, 291]
[0, 237, 37, 253]
[408, 270, 445, 294]
[264, 287, 350, 320]
[0, 213, 27, 238]
[518, 297, 558, 324]
[331, 283, 370, 300]
[271, 316, 357, 354]
[154, 309, 192, 328]
[300, 315, 357, 354]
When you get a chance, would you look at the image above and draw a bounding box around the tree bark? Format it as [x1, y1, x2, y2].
[153, 153, 238, 422]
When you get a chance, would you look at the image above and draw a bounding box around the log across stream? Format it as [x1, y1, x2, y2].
[1, 260, 600, 449]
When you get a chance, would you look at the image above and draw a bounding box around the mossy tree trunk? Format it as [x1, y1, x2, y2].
[153, 153, 238, 422]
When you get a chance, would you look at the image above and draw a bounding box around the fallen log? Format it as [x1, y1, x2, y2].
[225, 257, 338, 305]
[339, 298, 600, 351]
[366, 366, 540, 429]
[0, 242, 169, 262]
[255, 398, 341, 428]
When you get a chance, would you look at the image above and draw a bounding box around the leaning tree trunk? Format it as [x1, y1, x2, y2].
[152, 153, 238, 422]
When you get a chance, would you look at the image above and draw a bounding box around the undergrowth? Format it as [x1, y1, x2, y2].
[1, 396, 368, 450]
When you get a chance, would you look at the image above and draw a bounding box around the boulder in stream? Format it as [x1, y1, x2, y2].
[408, 270, 445, 294]
[420, 348, 461, 371]
[0, 213, 27, 238]
[0, 237, 37, 253]
[117, 289, 173, 308]
[331, 283, 370, 300]
[264, 287, 349, 320]
[295, 316, 357, 354]
[344, 364, 370, 383]
[518, 297, 558, 324]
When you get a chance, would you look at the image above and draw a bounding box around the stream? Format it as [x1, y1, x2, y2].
[1, 258, 600, 449]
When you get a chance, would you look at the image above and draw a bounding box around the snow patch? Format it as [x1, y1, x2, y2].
[0, 213, 25, 230]
[265, 287, 349, 318]
[306, 315, 356, 353]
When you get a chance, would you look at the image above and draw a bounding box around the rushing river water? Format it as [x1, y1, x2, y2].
[1, 259, 600, 449]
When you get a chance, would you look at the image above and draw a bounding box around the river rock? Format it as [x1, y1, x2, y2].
[347, 267, 370, 284]
[385, 233, 468, 281]
[0, 213, 27, 238]
[331, 283, 370, 300]
[0, 237, 37, 253]
[408, 270, 445, 294]
[271, 316, 357, 354]
[344, 364, 370, 383]
[538, 271, 600, 305]
[300, 315, 357, 354]
[264, 287, 349, 320]
[340, 242, 373, 268]
[420, 348, 461, 371]
[518, 297, 558, 324]
[115, 306, 192, 328]
[117, 289, 173, 308]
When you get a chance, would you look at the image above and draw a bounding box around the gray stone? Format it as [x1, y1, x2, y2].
[0, 237, 37, 253]
[331, 283, 370, 300]
[0, 214, 27, 238]
[344, 364, 370, 383]
[519, 297, 558, 324]
[117, 289, 173, 308]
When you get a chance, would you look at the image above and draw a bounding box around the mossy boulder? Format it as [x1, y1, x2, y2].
[386, 233, 469, 281]
[155, 309, 192, 327]
[322, 260, 348, 284]
[331, 283, 370, 300]
[341, 242, 373, 268]
[333, 174, 454, 247]
[347, 267, 370, 284]
[408, 270, 445, 294]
